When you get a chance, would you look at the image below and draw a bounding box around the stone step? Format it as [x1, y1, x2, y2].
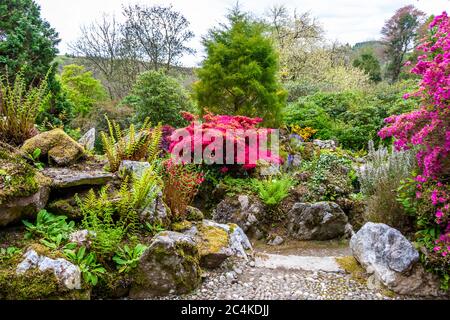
[255, 253, 343, 273]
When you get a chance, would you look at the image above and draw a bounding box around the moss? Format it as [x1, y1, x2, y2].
[47, 198, 81, 219]
[229, 223, 238, 234]
[93, 271, 130, 299]
[0, 245, 90, 300]
[0, 152, 39, 204]
[197, 226, 229, 256]
[382, 288, 397, 298]
[28, 243, 66, 260]
[186, 206, 204, 221]
[171, 220, 193, 232]
[336, 256, 367, 285]
[20, 128, 84, 166]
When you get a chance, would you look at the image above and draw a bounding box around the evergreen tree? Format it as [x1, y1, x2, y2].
[353, 52, 382, 82]
[0, 0, 60, 84]
[193, 7, 286, 126]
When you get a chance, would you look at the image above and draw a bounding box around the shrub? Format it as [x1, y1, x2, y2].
[60, 64, 107, 117]
[0, 73, 48, 145]
[122, 70, 194, 128]
[301, 151, 354, 201]
[357, 141, 417, 231]
[378, 12, 449, 288]
[162, 160, 204, 221]
[100, 115, 162, 172]
[169, 112, 282, 171]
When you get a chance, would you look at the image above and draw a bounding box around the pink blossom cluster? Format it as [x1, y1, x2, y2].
[379, 12, 450, 252]
[169, 112, 282, 170]
[379, 12, 450, 179]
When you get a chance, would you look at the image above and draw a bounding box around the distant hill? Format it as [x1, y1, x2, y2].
[352, 40, 387, 65]
[53, 55, 198, 90]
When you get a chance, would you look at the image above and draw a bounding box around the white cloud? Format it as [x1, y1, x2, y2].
[35, 0, 450, 67]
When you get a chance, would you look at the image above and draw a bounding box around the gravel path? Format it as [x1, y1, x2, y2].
[156, 240, 428, 300]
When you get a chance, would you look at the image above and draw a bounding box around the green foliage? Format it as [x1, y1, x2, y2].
[64, 246, 106, 286]
[145, 222, 165, 236]
[60, 64, 107, 117]
[37, 66, 74, 128]
[220, 176, 255, 196]
[251, 176, 294, 206]
[116, 166, 162, 233]
[0, 247, 22, 263]
[353, 51, 382, 82]
[357, 141, 416, 231]
[0, 0, 60, 84]
[76, 166, 161, 258]
[100, 115, 162, 172]
[193, 8, 286, 126]
[113, 244, 148, 273]
[283, 87, 419, 151]
[23, 210, 75, 249]
[76, 187, 125, 260]
[0, 72, 48, 145]
[301, 151, 353, 201]
[122, 70, 193, 127]
[27, 148, 44, 170]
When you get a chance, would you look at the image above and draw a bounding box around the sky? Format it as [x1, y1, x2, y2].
[35, 0, 450, 67]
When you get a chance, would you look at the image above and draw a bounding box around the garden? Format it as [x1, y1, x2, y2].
[0, 0, 449, 300]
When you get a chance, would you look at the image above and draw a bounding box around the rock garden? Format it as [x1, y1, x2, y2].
[0, 1, 449, 301]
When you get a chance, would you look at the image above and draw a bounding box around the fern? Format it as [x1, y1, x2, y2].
[252, 176, 294, 206]
[116, 165, 162, 233]
[100, 115, 163, 172]
[75, 187, 125, 260]
[147, 124, 163, 163]
[0, 72, 49, 145]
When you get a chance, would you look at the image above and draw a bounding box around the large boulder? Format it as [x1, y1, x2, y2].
[287, 202, 349, 240]
[213, 195, 264, 237]
[129, 231, 201, 298]
[42, 167, 115, 189]
[351, 223, 445, 296]
[183, 220, 253, 268]
[21, 128, 85, 166]
[0, 148, 51, 227]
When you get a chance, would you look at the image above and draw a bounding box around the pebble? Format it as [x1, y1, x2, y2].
[153, 255, 432, 301]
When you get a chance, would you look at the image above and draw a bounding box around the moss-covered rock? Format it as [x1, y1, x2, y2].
[21, 128, 85, 166]
[47, 198, 81, 219]
[182, 220, 253, 269]
[0, 147, 51, 227]
[185, 206, 204, 221]
[129, 231, 201, 299]
[196, 225, 231, 268]
[0, 248, 89, 300]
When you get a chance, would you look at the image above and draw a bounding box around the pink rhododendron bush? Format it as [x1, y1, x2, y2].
[379, 12, 450, 288]
[168, 112, 282, 172]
